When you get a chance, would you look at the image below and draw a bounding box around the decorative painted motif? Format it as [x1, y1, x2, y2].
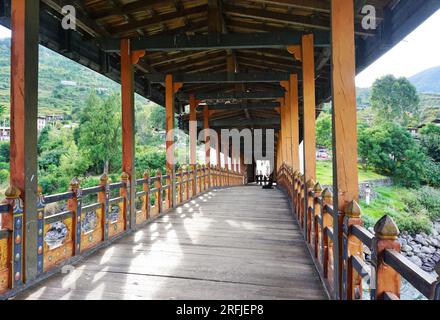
[44, 221, 68, 250]
[109, 205, 120, 223]
[82, 211, 97, 233]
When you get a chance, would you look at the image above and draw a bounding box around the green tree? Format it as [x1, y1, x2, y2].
[316, 112, 332, 149]
[78, 92, 121, 174]
[370, 75, 420, 126]
[149, 105, 166, 131]
[358, 123, 426, 187]
[419, 123, 440, 162]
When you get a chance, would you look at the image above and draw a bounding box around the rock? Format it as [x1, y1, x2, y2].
[409, 255, 423, 267]
[432, 229, 439, 237]
[421, 246, 436, 254]
[399, 238, 408, 246]
[401, 244, 413, 253]
[412, 245, 422, 254]
[415, 234, 429, 246]
[431, 239, 440, 249]
[406, 251, 414, 257]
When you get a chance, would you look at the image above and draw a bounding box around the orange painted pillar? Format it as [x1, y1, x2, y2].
[10, 0, 39, 282]
[165, 75, 176, 207]
[189, 94, 198, 166]
[121, 39, 136, 229]
[302, 34, 317, 182]
[204, 105, 211, 188]
[204, 106, 210, 166]
[331, 0, 359, 300]
[290, 74, 300, 171]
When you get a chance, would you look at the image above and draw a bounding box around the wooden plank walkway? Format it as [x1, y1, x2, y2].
[15, 185, 327, 300]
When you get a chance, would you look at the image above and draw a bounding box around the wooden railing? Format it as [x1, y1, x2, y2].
[0, 164, 244, 298]
[277, 163, 440, 300]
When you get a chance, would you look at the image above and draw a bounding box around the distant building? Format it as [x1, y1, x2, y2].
[0, 126, 10, 141]
[414, 118, 440, 134]
[38, 116, 47, 132]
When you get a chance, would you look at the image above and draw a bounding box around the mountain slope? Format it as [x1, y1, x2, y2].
[0, 38, 149, 120]
[409, 66, 440, 94]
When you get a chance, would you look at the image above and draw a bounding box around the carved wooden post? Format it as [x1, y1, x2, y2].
[36, 186, 45, 275]
[343, 200, 364, 300]
[155, 170, 162, 214]
[98, 174, 110, 241]
[297, 174, 303, 221]
[372, 215, 401, 300]
[322, 188, 333, 274]
[120, 172, 130, 230]
[306, 179, 315, 242]
[143, 171, 150, 220]
[178, 167, 183, 204]
[313, 182, 323, 259]
[68, 178, 82, 255]
[186, 166, 190, 201]
[4, 186, 24, 288]
[165, 169, 172, 210]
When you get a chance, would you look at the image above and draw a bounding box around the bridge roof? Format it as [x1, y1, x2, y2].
[1, 0, 438, 133]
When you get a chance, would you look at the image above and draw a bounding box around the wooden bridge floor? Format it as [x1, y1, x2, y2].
[15, 185, 327, 300]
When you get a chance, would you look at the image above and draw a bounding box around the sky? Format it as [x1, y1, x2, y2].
[0, 8, 439, 88]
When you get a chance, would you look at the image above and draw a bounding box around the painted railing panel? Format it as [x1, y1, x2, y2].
[0, 165, 244, 298]
[277, 163, 440, 300]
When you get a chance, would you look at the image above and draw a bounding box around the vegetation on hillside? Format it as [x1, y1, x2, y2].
[316, 74, 440, 234]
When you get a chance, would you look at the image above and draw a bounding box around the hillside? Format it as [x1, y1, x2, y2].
[0, 38, 149, 121]
[409, 66, 440, 94]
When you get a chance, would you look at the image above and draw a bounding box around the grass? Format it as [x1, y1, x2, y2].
[316, 160, 386, 185]
[359, 186, 412, 220]
[315, 161, 432, 234]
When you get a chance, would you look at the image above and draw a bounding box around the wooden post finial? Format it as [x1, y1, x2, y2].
[121, 172, 130, 181]
[374, 215, 400, 240]
[69, 177, 80, 190]
[100, 173, 109, 183]
[5, 185, 21, 199]
[143, 171, 150, 179]
[306, 179, 316, 189]
[345, 200, 362, 218]
[322, 188, 332, 200]
[313, 182, 323, 194]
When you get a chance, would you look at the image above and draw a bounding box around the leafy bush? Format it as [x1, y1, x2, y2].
[39, 174, 70, 194]
[414, 186, 440, 221]
[0, 168, 8, 184]
[0, 141, 9, 162]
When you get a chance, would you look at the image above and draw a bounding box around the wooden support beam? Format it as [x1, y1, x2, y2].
[181, 90, 286, 101]
[89, 0, 166, 20]
[100, 31, 330, 52]
[223, 3, 374, 36]
[109, 4, 209, 35]
[197, 102, 281, 111]
[331, 0, 359, 300]
[146, 72, 291, 84]
[189, 94, 197, 165]
[166, 74, 176, 207]
[210, 118, 280, 127]
[10, 0, 39, 282]
[121, 39, 136, 229]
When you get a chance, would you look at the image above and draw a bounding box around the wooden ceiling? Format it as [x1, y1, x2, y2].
[3, 0, 438, 136]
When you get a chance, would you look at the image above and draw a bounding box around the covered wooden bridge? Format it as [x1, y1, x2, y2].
[1, 0, 440, 300]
